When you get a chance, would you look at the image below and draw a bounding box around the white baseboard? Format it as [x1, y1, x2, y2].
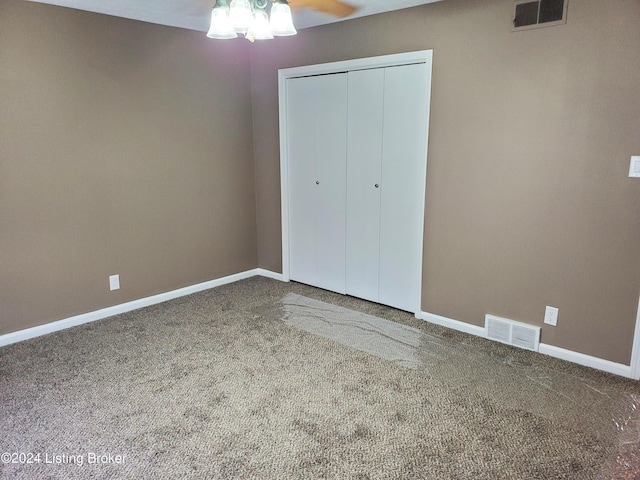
[419, 311, 486, 337]
[0, 268, 285, 348]
[3, 273, 637, 381]
[256, 268, 286, 281]
[420, 310, 637, 380]
[538, 343, 633, 379]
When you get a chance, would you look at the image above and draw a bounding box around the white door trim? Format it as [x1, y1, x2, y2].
[631, 295, 640, 380]
[278, 50, 433, 315]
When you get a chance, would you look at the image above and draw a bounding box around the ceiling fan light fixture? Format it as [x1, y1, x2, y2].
[207, 0, 297, 41]
[229, 0, 253, 34]
[207, 1, 238, 39]
[270, 0, 297, 36]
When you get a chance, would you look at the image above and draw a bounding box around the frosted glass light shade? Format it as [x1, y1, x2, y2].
[207, 7, 237, 39]
[230, 0, 253, 34]
[270, 2, 297, 36]
[246, 10, 273, 41]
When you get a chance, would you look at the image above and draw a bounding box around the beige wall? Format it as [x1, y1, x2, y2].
[251, 0, 640, 364]
[0, 0, 257, 334]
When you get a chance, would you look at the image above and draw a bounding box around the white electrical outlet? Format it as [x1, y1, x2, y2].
[629, 156, 640, 178]
[109, 274, 120, 291]
[544, 306, 559, 326]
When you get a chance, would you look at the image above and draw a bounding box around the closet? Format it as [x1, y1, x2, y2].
[281, 52, 432, 314]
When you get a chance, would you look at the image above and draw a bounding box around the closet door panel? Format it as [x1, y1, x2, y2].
[287, 76, 318, 286]
[287, 73, 347, 293]
[378, 64, 429, 312]
[314, 73, 348, 293]
[346, 69, 384, 302]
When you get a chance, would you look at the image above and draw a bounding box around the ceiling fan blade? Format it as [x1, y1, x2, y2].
[289, 0, 358, 18]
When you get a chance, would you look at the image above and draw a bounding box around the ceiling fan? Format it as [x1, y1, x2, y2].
[207, 0, 358, 40]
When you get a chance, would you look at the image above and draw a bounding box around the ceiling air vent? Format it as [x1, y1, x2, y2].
[512, 0, 567, 31]
[485, 314, 541, 352]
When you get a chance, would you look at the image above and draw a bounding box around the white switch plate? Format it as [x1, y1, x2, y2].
[109, 274, 120, 291]
[630, 156, 640, 178]
[544, 306, 559, 326]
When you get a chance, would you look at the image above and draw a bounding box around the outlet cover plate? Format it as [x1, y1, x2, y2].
[109, 274, 120, 291]
[630, 156, 640, 178]
[544, 306, 559, 326]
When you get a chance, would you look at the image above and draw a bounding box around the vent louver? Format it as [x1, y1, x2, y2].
[485, 315, 540, 351]
[513, 0, 567, 30]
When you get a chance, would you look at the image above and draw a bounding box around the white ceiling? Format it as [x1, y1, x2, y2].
[27, 0, 443, 32]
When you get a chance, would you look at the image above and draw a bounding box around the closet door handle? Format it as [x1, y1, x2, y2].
[316, 181, 320, 185]
[374, 184, 379, 188]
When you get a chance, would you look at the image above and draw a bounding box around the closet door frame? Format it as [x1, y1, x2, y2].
[278, 50, 433, 316]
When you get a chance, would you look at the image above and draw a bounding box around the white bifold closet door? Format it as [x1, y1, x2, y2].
[378, 64, 429, 311]
[287, 73, 348, 293]
[346, 64, 429, 312]
[345, 68, 384, 303]
[286, 62, 428, 313]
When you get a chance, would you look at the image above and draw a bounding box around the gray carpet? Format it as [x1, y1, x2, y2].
[1, 276, 639, 479]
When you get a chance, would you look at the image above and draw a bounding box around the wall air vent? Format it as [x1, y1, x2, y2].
[485, 314, 541, 352]
[512, 0, 567, 31]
